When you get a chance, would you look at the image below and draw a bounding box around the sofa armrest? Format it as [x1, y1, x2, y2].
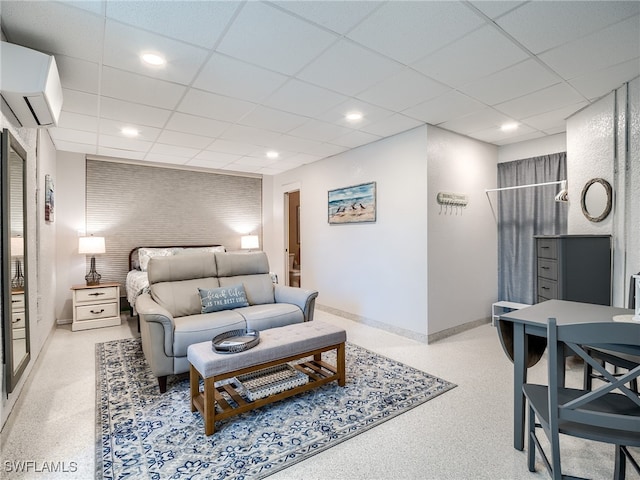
[274, 285, 319, 322]
[136, 292, 176, 356]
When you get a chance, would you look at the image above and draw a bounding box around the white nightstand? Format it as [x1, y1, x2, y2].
[71, 282, 121, 331]
[11, 291, 26, 339]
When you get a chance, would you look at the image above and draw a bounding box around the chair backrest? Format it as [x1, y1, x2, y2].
[546, 318, 640, 432]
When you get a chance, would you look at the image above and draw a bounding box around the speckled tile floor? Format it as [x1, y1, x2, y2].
[1, 310, 638, 479]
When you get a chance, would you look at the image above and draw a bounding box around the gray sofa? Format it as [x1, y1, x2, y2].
[136, 251, 318, 392]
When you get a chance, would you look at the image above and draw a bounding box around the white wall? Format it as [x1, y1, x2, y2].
[267, 126, 430, 339]
[266, 125, 499, 341]
[54, 151, 87, 321]
[498, 133, 566, 163]
[426, 125, 498, 337]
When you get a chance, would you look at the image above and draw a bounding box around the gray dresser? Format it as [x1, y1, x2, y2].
[535, 235, 612, 305]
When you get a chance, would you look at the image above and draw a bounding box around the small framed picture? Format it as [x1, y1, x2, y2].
[328, 182, 376, 225]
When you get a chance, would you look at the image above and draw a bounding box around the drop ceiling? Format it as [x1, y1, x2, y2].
[1, 1, 638, 176]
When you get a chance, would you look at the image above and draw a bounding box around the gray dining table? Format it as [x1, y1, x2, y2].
[496, 299, 636, 450]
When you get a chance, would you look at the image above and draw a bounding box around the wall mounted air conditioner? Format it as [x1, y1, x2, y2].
[0, 41, 63, 128]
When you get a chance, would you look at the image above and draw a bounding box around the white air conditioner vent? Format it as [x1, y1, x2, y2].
[0, 41, 63, 128]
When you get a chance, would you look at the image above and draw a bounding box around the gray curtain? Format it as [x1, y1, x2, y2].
[498, 153, 568, 304]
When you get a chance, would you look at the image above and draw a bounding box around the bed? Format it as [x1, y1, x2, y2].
[126, 245, 225, 316]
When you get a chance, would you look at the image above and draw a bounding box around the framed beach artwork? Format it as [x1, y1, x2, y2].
[328, 182, 376, 225]
[45, 174, 54, 223]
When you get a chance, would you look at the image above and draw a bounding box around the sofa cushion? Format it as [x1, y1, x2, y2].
[219, 274, 274, 305]
[151, 278, 220, 318]
[215, 251, 269, 276]
[235, 303, 304, 331]
[148, 252, 217, 284]
[199, 284, 249, 313]
[173, 310, 246, 357]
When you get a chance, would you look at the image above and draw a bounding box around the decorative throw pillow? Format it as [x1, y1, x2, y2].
[199, 284, 249, 313]
[138, 247, 176, 271]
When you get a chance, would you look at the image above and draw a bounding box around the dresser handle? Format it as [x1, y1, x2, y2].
[12, 318, 22, 324]
[541, 266, 550, 270]
[89, 292, 105, 296]
[90, 309, 105, 315]
[541, 246, 550, 249]
[541, 286, 550, 290]
[11, 299, 20, 303]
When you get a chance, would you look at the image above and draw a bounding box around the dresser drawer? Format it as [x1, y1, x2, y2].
[12, 310, 25, 328]
[76, 302, 118, 321]
[11, 293, 25, 310]
[537, 238, 557, 259]
[75, 286, 118, 303]
[538, 278, 558, 299]
[537, 258, 558, 280]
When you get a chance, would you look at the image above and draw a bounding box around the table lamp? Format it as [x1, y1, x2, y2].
[241, 235, 259, 251]
[79, 235, 105, 286]
[10, 236, 24, 290]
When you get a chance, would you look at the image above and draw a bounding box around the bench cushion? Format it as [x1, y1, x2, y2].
[187, 321, 346, 378]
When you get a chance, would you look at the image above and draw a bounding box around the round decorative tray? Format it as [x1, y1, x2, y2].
[212, 329, 260, 354]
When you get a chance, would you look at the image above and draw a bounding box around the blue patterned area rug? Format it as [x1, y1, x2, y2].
[96, 337, 456, 479]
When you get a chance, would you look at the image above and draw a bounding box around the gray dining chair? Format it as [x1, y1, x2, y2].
[523, 318, 640, 480]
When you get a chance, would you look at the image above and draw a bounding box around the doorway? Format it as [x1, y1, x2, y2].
[285, 190, 301, 287]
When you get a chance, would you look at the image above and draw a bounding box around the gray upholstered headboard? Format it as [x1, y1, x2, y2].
[128, 245, 224, 271]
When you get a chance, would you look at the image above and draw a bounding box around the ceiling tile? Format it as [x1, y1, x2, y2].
[569, 58, 640, 100]
[402, 90, 486, 125]
[232, 156, 278, 168]
[216, 2, 337, 76]
[96, 146, 146, 161]
[269, 135, 325, 153]
[412, 25, 529, 88]
[49, 128, 97, 145]
[468, 1, 527, 20]
[99, 134, 152, 152]
[273, 1, 382, 35]
[99, 97, 172, 128]
[304, 142, 348, 158]
[439, 108, 514, 135]
[470, 124, 537, 144]
[458, 59, 561, 105]
[347, 1, 483, 64]
[1, 1, 104, 61]
[193, 53, 289, 103]
[331, 130, 382, 149]
[495, 83, 586, 119]
[98, 118, 161, 142]
[156, 130, 213, 150]
[148, 142, 200, 158]
[237, 106, 309, 133]
[60, 89, 99, 116]
[58, 1, 105, 16]
[297, 39, 403, 96]
[356, 67, 449, 111]
[185, 157, 236, 170]
[492, 130, 547, 146]
[193, 150, 242, 163]
[164, 113, 231, 138]
[105, 0, 240, 48]
[177, 89, 256, 122]
[262, 79, 348, 117]
[316, 99, 394, 128]
[520, 102, 589, 131]
[103, 20, 209, 85]
[101, 67, 187, 110]
[57, 111, 99, 133]
[206, 139, 260, 156]
[54, 139, 96, 154]
[54, 55, 100, 94]
[539, 15, 640, 80]
[219, 124, 282, 146]
[143, 153, 189, 165]
[358, 113, 423, 138]
[288, 120, 354, 142]
[496, 1, 640, 54]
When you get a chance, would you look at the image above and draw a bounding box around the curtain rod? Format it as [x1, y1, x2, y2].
[485, 180, 566, 193]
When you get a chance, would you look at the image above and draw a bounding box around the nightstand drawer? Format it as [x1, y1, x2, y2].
[11, 293, 25, 310]
[537, 238, 557, 259]
[75, 286, 118, 303]
[537, 258, 558, 280]
[76, 302, 118, 321]
[538, 278, 558, 299]
[12, 311, 25, 328]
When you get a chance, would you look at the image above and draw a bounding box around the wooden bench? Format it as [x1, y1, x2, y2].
[187, 321, 347, 435]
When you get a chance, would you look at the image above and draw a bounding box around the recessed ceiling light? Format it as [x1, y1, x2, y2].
[121, 127, 139, 137]
[501, 122, 519, 132]
[345, 112, 363, 122]
[266, 151, 279, 159]
[141, 52, 166, 66]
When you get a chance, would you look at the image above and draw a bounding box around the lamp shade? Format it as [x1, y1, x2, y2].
[78, 236, 105, 255]
[241, 235, 259, 250]
[10, 236, 24, 257]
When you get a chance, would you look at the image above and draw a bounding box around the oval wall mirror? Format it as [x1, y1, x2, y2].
[580, 178, 612, 222]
